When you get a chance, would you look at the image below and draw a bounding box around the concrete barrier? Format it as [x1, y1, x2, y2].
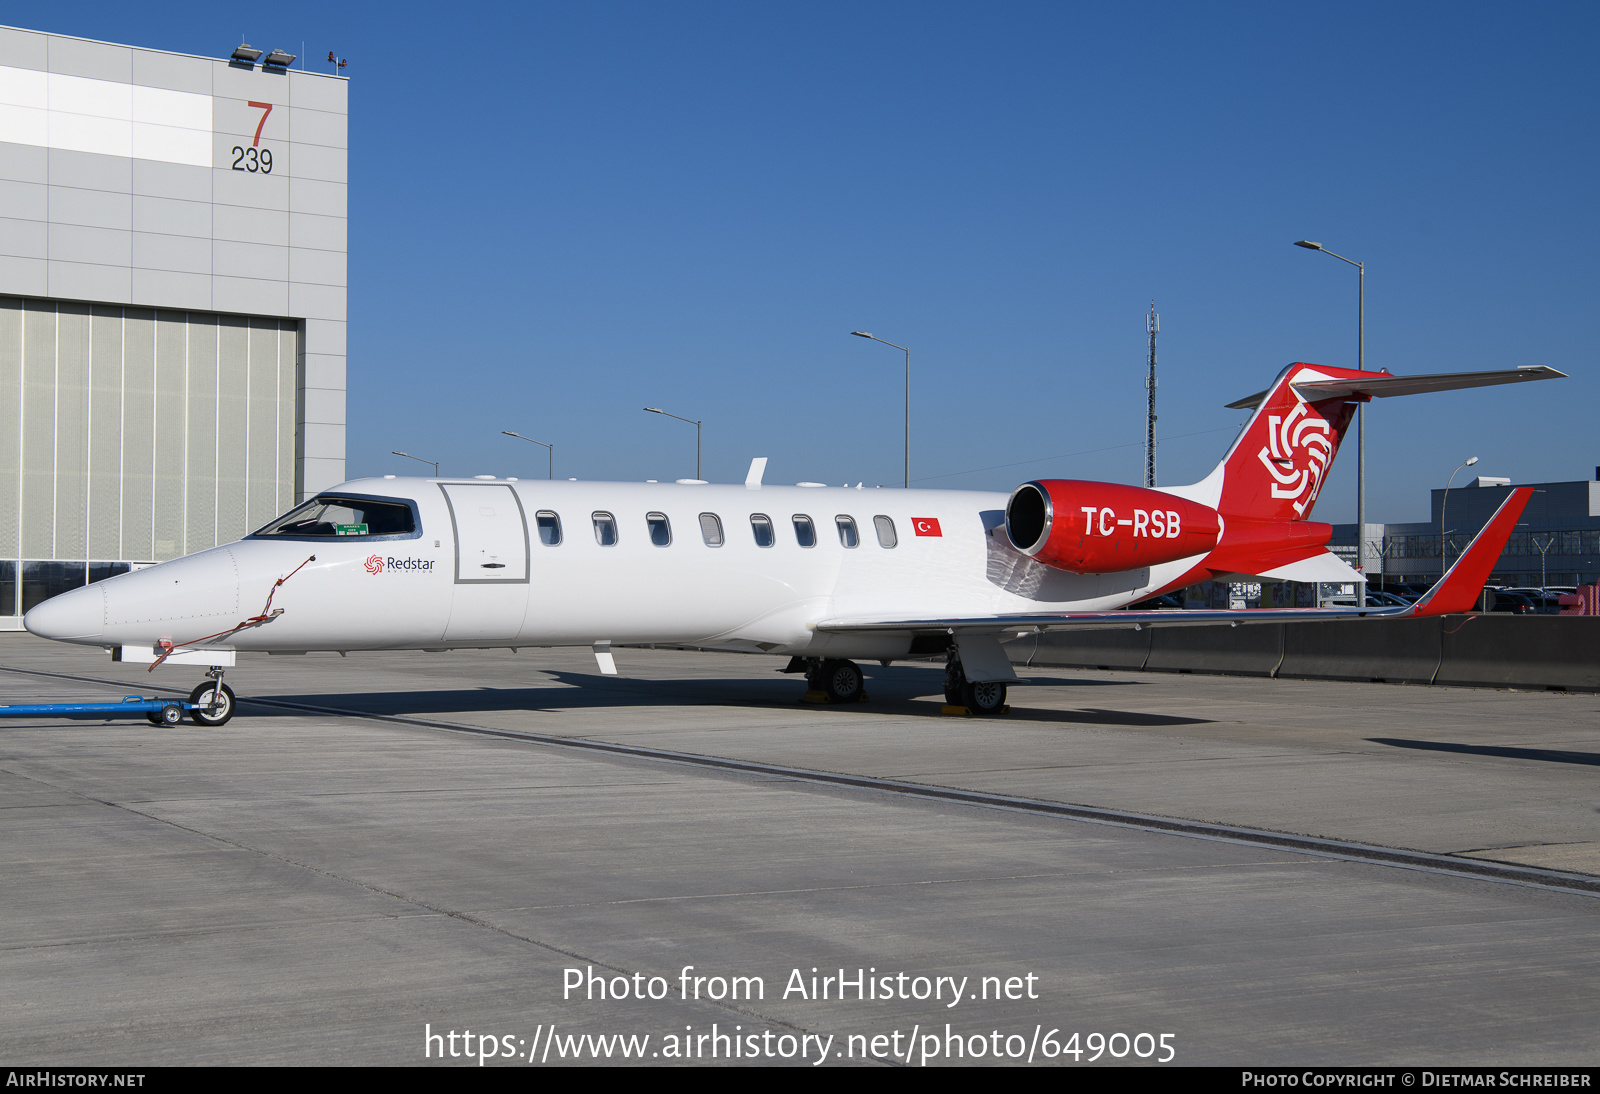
[1011, 615, 1600, 691]
[1012, 626, 1151, 670]
[1145, 623, 1285, 677]
[1434, 615, 1600, 690]
[1277, 617, 1443, 683]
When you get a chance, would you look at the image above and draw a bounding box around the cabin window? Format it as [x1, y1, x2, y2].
[836, 515, 859, 548]
[536, 511, 561, 545]
[592, 512, 618, 546]
[699, 513, 724, 547]
[647, 512, 672, 546]
[750, 514, 775, 547]
[254, 495, 417, 538]
[792, 515, 816, 547]
[874, 515, 898, 548]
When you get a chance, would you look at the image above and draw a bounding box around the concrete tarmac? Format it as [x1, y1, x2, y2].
[1, 636, 1597, 1066]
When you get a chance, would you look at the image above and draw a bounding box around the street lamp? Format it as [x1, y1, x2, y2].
[644, 408, 702, 480]
[392, 450, 439, 476]
[1531, 533, 1555, 594]
[1294, 240, 1366, 603]
[851, 331, 910, 489]
[1440, 456, 1479, 578]
[502, 431, 553, 479]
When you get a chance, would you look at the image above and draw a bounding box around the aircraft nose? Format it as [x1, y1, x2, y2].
[24, 583, 106, 641]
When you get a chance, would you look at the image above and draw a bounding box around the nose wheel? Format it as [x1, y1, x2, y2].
[189, 676, 236, 727]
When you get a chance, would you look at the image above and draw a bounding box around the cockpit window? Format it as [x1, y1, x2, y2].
[253, 496, 417, 538]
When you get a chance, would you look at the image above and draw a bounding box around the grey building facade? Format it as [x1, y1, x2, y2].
[0, 26, 347, 625]
[1334, 472, 1600, 590]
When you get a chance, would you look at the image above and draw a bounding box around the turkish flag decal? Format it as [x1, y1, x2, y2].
[912, 517, 942, 537]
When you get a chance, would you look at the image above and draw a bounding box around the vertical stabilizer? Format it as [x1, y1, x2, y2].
[1212, 362, 1376, 522]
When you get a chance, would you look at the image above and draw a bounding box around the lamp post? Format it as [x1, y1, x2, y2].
[1440, 456, 1479, 578]
[644, 408, 701, 480]
[392, 450, 439, 476]
[1531, 534, 1555, 594]
[1294, 240, 1365, 604]
[501, 431, 553, 479]
[851, 331, 910, 488]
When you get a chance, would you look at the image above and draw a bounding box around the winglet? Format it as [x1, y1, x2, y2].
[1408, 486, 1533, 617]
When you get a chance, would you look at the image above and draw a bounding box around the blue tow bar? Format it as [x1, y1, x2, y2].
[0, 695, 195, 721]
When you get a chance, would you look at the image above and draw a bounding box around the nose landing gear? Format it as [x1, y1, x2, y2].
[188, 667, 236, 727]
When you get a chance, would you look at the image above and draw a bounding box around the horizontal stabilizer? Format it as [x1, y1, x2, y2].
[1226, 365, 1564, 410]
[1254, 551, 1365, 584]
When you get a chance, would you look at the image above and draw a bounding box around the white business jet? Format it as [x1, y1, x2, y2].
[24, 362, 1561, 726]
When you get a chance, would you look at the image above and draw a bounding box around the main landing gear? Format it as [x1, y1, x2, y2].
[944, 649, 1007, 716]
[796, 658, 868, 703]
[787, 649, 1008, 715]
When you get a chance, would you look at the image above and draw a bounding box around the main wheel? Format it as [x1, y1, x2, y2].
[819, 659, 864, 703]
[189, 682, 236, 727]
[943, 661, 965, 706]
[960, 679, 1007, 715]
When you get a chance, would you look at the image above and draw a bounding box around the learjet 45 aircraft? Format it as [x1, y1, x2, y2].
[24, 362, 1562, 726]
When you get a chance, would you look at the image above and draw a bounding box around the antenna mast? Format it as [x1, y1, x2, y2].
[1145, 301, 1159, 487]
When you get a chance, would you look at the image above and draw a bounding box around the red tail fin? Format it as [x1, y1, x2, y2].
[1214, 363, 1377, 522]
[1409, 487, 1533, 617]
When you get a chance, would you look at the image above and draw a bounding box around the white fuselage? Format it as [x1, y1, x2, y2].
[26, 477, 1205, 660]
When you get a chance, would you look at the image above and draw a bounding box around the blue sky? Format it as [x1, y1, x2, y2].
[27, 3, 1599, 522]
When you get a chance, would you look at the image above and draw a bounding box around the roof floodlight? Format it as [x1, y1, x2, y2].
[231, 44, 263, 63]
[263, 49, 296, 67]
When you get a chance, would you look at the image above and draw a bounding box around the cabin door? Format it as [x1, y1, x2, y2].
[440, 483, 530, 642]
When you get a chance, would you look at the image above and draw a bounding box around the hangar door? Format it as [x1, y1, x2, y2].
[441, 483, 529, 583]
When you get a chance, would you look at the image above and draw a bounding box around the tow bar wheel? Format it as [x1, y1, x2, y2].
[146, 703, 184, 726]
[189, 682, 236, 727]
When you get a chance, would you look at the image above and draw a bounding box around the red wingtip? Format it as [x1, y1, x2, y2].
[1409, 486, 1533, 617]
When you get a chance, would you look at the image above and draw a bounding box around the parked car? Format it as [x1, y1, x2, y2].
[1502, 588, 1565, 614]
[1322, 590, 1412, 608]
[1365, 590, 1414, 608]
[1487, 590, 1537, 614]
[1128, 593, 1184, 610]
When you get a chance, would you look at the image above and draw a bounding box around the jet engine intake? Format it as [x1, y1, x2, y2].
[1005, 480, 1221, 573]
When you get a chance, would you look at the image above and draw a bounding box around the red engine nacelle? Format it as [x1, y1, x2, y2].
[1005, 480, 1221, 573]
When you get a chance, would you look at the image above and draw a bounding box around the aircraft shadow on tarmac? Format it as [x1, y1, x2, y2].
[232, 667, 1210, 729]
[1369, 737, 1600, 768]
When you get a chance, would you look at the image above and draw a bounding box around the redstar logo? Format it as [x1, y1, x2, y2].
[1257, 391, 1333, 517]
[364, 554, 384, 574]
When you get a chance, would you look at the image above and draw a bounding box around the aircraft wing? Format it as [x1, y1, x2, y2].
[1225, 365, 1565, 410]
[815, 603, 1404, 635]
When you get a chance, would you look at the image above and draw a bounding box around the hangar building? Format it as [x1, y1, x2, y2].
[0, 25, 347, 626]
